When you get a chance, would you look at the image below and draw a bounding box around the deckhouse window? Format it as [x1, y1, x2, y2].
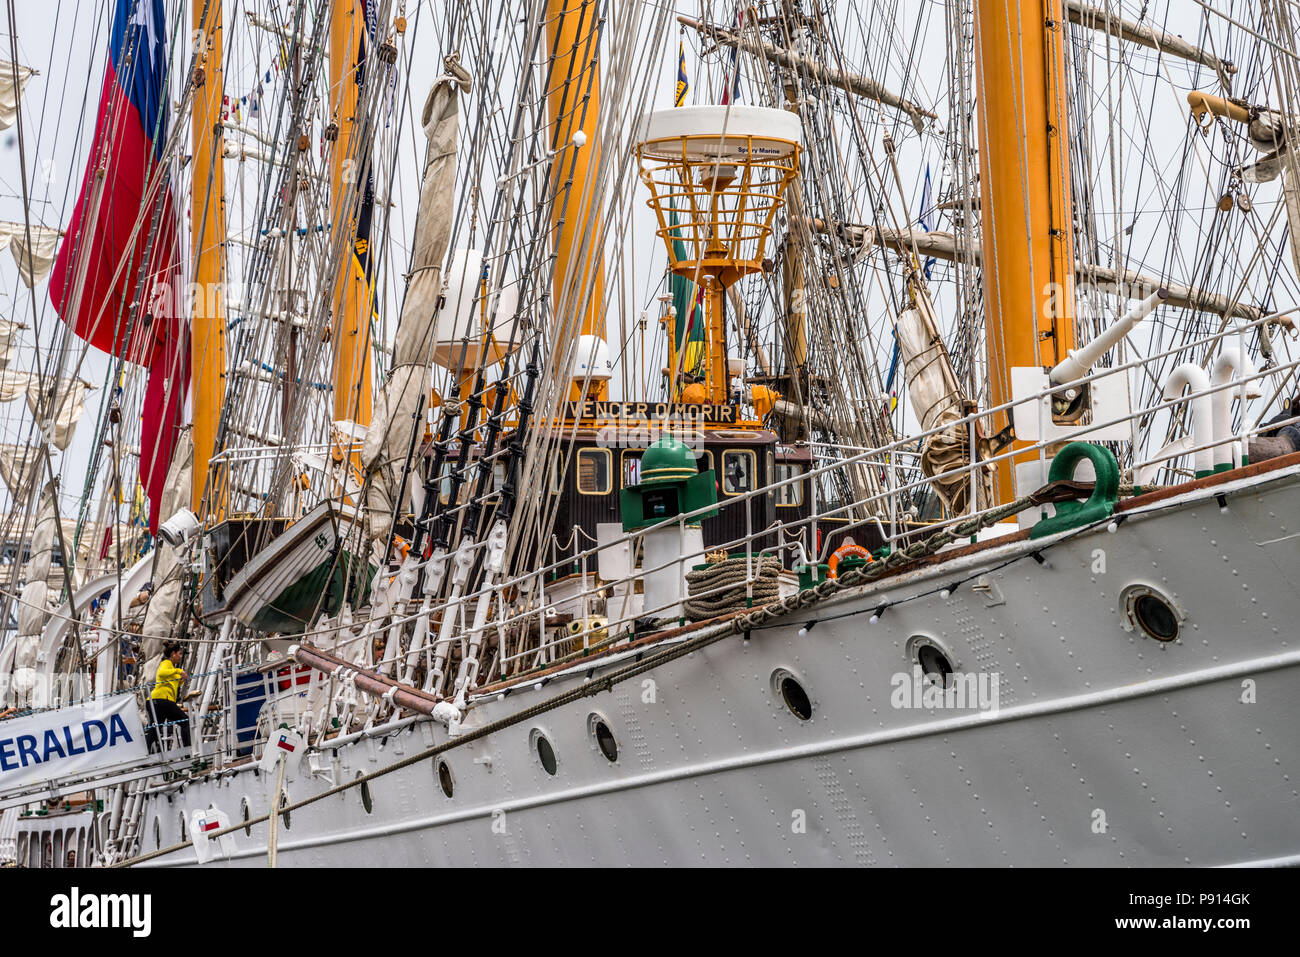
[774, 463, 804, 506]
[622, 450, 643, 487]
[722, 450, 755, 495]
[577, 448, 612, 494]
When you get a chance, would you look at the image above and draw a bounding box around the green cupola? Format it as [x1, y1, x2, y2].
[621, 436, 718, 530]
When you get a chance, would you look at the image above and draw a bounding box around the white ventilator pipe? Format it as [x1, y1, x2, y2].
[1210, 347, 1262, 470]
[1050, 288, 1168, 387]
[1163, 363, 1215, 476]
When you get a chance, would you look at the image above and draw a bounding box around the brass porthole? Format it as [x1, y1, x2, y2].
[917, 643, 954, 686]
[771, 668, 813, 721]
[436, 759, 454, 798]
[1120, 584, 1184, 642]
[589, 714, 619, 763]
[531, 729, 558, 775]
[906, 634, 959, 688]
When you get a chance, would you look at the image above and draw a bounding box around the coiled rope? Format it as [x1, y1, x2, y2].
[732, 495, 1036, 632]
[684, 555, 784, 619]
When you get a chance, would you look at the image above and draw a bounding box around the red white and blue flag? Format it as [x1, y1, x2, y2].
[48, 0, 186, 532]
[277, 734, 297, 754]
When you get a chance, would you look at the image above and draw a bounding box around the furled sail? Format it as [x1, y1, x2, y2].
[0, 222, 61, 287]
[0, 369, 35, 402]
[806, 217, 1266, 321]
[895, 286, 986, 514]
[1236, 107, 1300, 290]
[140, 429, 192, 660]
[0, 319, 22, 369]
[0, 61, 34, 130]
[24, 376, 94, 450]
[362, 68, 469, 546]
[0, 442, 39, 498]
[25, 483, 58, 583]
[9, 484, 57, 708]
[678, 14, 935, 131]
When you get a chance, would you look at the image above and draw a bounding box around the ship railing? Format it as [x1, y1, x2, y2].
[325, 307, 1300, 691]
[404, 359, 1300, 687]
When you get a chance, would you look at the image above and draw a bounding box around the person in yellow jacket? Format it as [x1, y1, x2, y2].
[146, 642, 191, 751]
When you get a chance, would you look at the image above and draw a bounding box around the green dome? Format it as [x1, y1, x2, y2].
[639, 436, 698, 485]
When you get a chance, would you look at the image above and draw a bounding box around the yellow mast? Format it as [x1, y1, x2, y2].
[974, 0, 1076, 500]
[693, 164, 738, 406]
[329, 0, 374, 428]
[191, 0, 227, 518]
[545, 0, 607, 401]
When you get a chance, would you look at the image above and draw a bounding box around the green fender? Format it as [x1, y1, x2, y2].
[1029, 442, 1121, 540]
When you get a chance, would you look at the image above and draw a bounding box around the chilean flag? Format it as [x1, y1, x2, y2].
[48, 0, 186, 532]
[277, 734, 297, 754]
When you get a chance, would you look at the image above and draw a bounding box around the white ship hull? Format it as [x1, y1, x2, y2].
[135, 461, 1300, 867]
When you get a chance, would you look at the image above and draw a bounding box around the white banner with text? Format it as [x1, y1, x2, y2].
[0, 696, 149, 792]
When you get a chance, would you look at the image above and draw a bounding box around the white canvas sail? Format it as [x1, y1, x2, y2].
[895, 287, 983, 513]
[362, 69, 468, 545]
[26, 483, 59, 583]
[0, 319, 22, 369]
[0, 61, 34, 130]
[0, 222, 61, 287]
[24, 376, 93, 450]
[9, 484, 56, 708]
[0, 368, 34, 401]
[1284, 179, 1300, 287]
[140, 430, 193, 660]
[0, 442, 39, 497]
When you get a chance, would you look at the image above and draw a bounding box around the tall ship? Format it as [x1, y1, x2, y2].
[0, 0, 1298, 868]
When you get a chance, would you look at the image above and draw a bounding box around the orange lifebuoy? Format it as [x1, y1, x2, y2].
[827, 542, 872, 579]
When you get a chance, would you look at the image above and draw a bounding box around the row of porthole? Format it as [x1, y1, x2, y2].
[151, 673, 825, 841]
[434, 714, 620, 798]
[155, 587, 1187, 845]
[398, 588, 1187, 803]
[149, 661, 898, 846]
[768, 588, 1183, 729]
[149, 664, 869, 846]
[427, 675, 827, 802]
